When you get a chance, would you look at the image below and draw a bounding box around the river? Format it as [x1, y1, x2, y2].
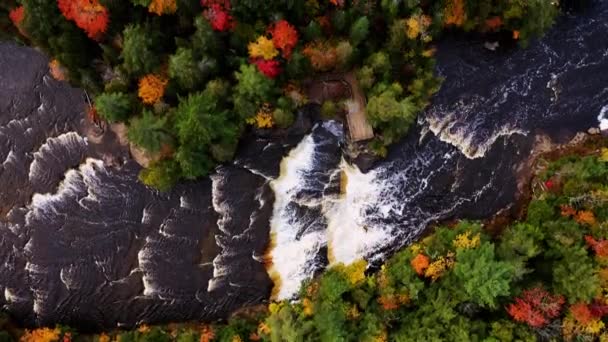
[0, 1, 606, 329]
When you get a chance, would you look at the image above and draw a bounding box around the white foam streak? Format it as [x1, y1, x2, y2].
[599, 105, 608, 131]
[425, 114, 527, 159]
[28, 132, 86, 181]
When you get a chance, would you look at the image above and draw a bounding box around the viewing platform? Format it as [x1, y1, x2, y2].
[305, 72, 374, 142]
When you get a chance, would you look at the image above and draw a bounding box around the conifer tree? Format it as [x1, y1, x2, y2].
[121, 24, 162, 75]
[95, 92, 134, 122]
[168, 48, 201, 90]
[349, 16, 369, 47]
[128, 109, 172, 153]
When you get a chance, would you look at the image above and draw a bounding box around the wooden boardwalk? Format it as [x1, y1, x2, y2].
[343, 72, 374, 142]
[304, 72, 374, 142]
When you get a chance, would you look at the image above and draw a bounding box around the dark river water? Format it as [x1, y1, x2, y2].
[0, 2, 606, 329]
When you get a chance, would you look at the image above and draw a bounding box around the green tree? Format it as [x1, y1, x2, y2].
[526, 200, 554, 226]
[95, 92, 133, 122]
[121, 24, 161, 75]
[552, 246, 599, 303]
[191, 16, 221, 56]
[173, 83, 239, 179]
[233, 64, 276, 120]
[168, 48, 201, 90]
[366, 83, 418, 145]
[350, 16, 369, 47]
[498, 223, 545, 262]
[128, 110, 172, 153]
[453, 244, 516, 309]
[265, 304, 314, 342]
[175, 330, 198, 342]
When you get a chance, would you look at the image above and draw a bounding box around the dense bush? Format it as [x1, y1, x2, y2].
[5, 0, 565, 189]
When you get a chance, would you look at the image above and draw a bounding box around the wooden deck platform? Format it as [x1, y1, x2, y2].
[304, 72, 374, 142]
[343, 72, 374, 142]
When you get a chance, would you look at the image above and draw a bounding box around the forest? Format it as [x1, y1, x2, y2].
[0, 0, 562, 189]
[0, 142, 606, 341]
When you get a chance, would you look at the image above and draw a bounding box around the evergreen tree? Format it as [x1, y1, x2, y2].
[95, 92, 134, 122]
[121, 24, 162, 75]
[233, 64, 276, 120]
[173, 83, 238, 179]
[552, 246, 599, 303]
[168, 48, 201, 90]
[128, 110, 172, 153]
[349, 16, 370, 47]
[453, 244, 516, 309]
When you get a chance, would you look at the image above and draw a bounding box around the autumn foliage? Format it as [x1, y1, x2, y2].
[201, 0, 233, 31]
[585, 236, 608, 259]
[21, 327, 61, 342]
[252, 59, 281, 79]
[302, 41, 338, 72]
[507, 287, 565, 327]
[9, 6, 26, 36]
[138, 74, 168, 104]
[49, 59, 67, 81]
[57, 0, 109, 40]
[444, 0, 465, 26]
[268, 20, 298, 58]
[248, 36, 279, 61]
[410, 253, 430, 275]
[148, 0, 177, 16]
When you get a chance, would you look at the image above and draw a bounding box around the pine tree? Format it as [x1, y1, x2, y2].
[349, 16, 369, 47]
[121, 24, 161, 75]
[128, 110, 172, 153]
[95, 92, 133, 122]
[553, 247, 600, 303]
[454, 244, 516, 309]
[169, 48, 201, 90]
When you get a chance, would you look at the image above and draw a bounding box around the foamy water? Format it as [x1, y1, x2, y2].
[268, 127, 332, 300]
[599, 105, 608, 131]
[324, 162, 392, 265]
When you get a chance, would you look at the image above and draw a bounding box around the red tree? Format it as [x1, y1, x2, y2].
[268, 20, 298, 58]
[585, 236, 608, 258]
[507, 287, 565, 328]
[57, 0, 109, 40]
[9, 6, 26, 36]
[570, 303, 593, 324]
[253, 59, 281, 79]
[201, 0, 234, 31]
